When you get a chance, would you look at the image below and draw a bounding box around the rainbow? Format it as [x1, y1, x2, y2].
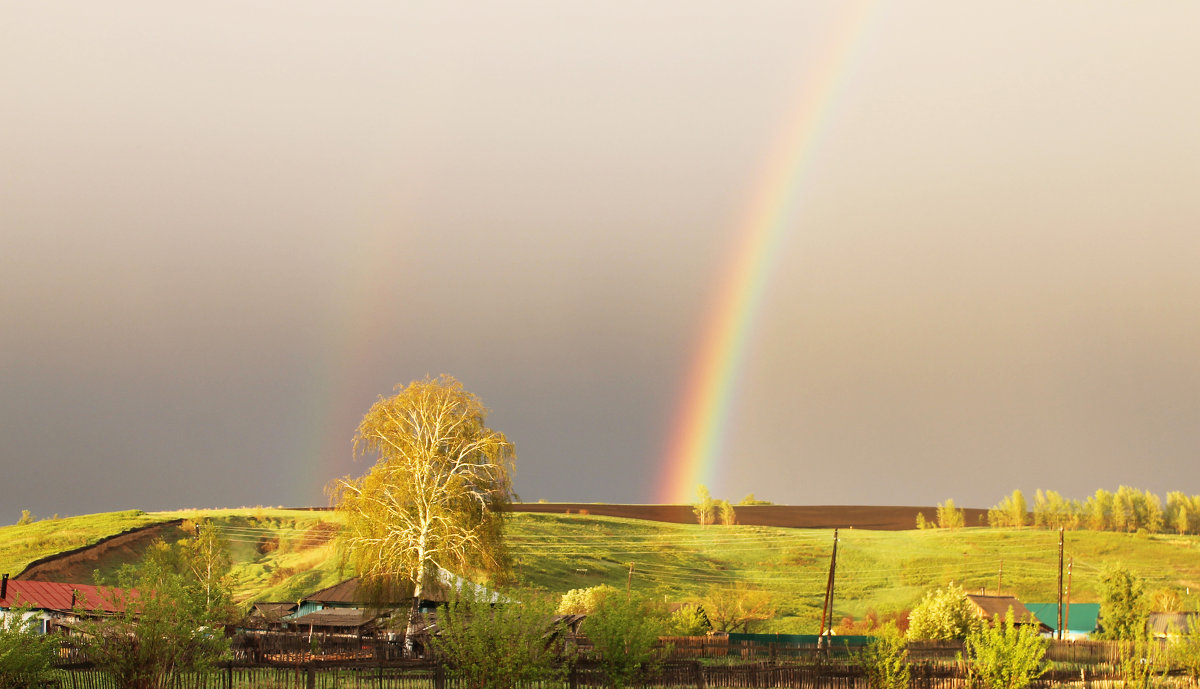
[655, 2, 877, 505]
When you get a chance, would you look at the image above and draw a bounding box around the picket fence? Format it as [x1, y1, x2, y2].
[49, 662, 1200, 689]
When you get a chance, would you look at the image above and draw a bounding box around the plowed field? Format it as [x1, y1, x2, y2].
[510, 503, 985, 530]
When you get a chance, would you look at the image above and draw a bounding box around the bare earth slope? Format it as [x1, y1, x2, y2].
[510, 503, 986, 529]
[16, 520, 186, 582]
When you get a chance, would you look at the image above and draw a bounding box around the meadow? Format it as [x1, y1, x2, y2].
[4, 508, 1199, 633]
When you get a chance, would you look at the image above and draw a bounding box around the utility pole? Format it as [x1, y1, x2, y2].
[1057, 527, 1065, 640]
[1064, 557, 1074, 638]
[997, 560, 1003, 596]
[819, 529, 839, 645]
[627, 562, 635, 600]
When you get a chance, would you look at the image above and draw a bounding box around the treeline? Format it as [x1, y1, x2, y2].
[983, 487, 1200, 534]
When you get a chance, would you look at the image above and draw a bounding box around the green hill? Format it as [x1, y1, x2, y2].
[5, 508, 1199, 633]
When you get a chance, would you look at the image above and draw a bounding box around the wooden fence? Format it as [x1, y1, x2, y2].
[51, 661, 1200, 689]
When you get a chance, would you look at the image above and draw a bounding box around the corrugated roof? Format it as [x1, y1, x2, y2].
[289, 607, 382, 628]
[965, 595, 1047, 629]
[250, 602, 298, 620]
[1149, 612, 1200, 636]
[0, 580, 134, 614]
[303, 577, 424, 605]
[303, 572, 487, 605]
[1026, 603, 1100, 633]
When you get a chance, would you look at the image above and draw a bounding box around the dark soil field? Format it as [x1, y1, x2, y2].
[510, 503, 987, 530]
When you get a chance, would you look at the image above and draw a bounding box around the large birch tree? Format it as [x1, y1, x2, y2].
[329, 375, 516, 643]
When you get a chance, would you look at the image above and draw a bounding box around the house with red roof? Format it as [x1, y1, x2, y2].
[0, 573, 135, 635]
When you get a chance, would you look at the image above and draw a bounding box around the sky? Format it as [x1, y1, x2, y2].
[3, 2, 1200, 519]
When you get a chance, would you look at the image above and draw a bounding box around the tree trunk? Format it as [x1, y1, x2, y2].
[404, 580, 424, 657]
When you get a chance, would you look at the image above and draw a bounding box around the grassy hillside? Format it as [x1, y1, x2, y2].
[0, 510, 170, 576]
[5, 508, 1200, 634]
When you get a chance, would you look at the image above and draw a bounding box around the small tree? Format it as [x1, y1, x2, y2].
[857, 625, 910, 689]
[906, 583, 980, 641]
[915, 513, 928, 530]
[987, 490, 1028, 528]
[176, 520, 235, 619]
[432, 591, 564, 689]
[717, 500, 736, 526]
[701, 584, 775, 633]
[0, 605, 58, 689]
[965, 610, 1048, 689]
[557, 584, 618, 615]
[14, 511, 33, 527]
[584, 594, 666, 689]
[737, 494, 773, 506]
[665, 603, 711, 636]
[1097, 566, 1148, 641]
[76, 555, 229, 689]
[693, 485, 716, 526]
[936, 499, 965, 530]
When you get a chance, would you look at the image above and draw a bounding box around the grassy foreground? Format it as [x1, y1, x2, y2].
[4, 508, 1200, 633]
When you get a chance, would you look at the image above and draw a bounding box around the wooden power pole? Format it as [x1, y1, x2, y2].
[1064, 556, 1074, 638]
[1057, 527, 1065, 640]
[819, 528, 839, 644]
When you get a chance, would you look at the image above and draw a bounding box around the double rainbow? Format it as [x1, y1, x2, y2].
[655, 2, 876, 504]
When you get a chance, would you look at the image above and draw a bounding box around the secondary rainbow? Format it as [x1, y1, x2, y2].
[655, 2, 877, 505]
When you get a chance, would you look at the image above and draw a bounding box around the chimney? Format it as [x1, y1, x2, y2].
[2, 573, 8, 600]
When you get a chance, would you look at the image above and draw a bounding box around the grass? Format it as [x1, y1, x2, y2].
[6, 509, 1200, 634]
[0, 510, 169, 577]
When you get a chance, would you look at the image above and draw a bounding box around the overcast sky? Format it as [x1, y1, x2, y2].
[3, 2, 1199, 519]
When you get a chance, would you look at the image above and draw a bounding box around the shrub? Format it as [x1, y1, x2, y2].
[965, 610, 1048, 689]
[75, 556, 230, 689]
[584, 594, 667, 689]
[557, 584, 618, 615]
[1097, 566, 1148, 641]
[1170, 618, 1200, 682]
[432, 591, 564, 689]
[857, 626, 910, 689]
[1117, 637, 1168, 689]
[906, 583, 980, 641]
[0, 605, 57, 689]
[665, 603, 711, 636]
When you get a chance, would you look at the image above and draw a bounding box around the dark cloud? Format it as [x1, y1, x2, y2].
[3, 2, 1200, 518]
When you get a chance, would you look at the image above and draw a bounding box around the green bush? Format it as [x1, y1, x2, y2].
[857, 626, 910, 689]
[558, 584, 618, 614]
[965, 611, 1048, 689]
[905, 583, 980, 641]
[1169, 619, 1200, 682]
[0, 606, 57, 689]
[585, 594, 667, 689]
[433, 591, 564, 689]
[665, 603, 710, 636]
[1097, 566, 1148, 641]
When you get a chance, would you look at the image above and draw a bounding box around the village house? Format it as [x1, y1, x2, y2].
[1026, 602, 1101, 640]
[1149, 611, 1200, 639]
[964, 594, 1053, 634]
[0, 573, 133, 634]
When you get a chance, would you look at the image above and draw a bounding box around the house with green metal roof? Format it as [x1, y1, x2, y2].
[1026, 603, 1100, 639]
